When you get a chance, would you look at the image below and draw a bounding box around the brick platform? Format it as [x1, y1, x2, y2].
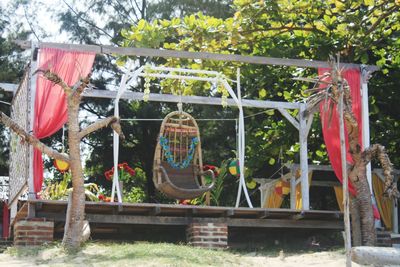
[14, 218, 54, 246]
[186, 222, 228, 249]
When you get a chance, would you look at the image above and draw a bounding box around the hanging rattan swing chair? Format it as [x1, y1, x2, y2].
[153, 111, 216, 200]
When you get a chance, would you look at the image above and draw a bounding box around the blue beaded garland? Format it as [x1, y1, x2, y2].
[159, 136, 198, 169]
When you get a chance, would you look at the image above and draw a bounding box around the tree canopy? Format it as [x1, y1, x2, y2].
[119, 0, 400, 173]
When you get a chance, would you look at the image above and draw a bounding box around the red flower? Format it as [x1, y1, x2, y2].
[203, 164, 219, 176]
[98, 194, 105, 201]
[125, 167, 136, 176]
[104, 170, 113, 180]
[179, 199, 190, 205]
[105, 163, 136, 182]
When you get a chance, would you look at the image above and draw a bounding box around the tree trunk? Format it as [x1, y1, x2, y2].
[350, 196, 362, 246]
[349, 163, 376, 246]
[343, 96, 376, 245]
[62, 102, 85, 251]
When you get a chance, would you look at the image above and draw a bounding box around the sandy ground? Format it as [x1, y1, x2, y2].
[0, 250, 368, 267]
[244, 251, 365, 267]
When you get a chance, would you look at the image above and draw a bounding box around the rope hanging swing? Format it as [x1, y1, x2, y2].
[153, 90, 215, 200]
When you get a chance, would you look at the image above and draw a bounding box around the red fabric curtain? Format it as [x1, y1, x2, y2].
[2, 202, 9, 238]
[33, 48, 95, 193]
[318, 68, 362, 195]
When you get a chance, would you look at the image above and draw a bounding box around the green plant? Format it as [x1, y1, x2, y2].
[191, 160, 229, 206]
[123, 187, 146, 203]
[41, 172, 100, 201]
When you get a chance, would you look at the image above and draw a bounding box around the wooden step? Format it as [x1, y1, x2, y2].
[376, 231, 392, 247]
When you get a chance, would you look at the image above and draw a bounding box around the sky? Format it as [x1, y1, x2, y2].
[1, 0, 75, 42]
[0, 0, 113, 176]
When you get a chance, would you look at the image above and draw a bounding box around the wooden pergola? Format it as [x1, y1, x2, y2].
[1, 41, 378, 218]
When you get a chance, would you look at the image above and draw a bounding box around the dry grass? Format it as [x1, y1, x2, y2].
[0, 241, 349, 267]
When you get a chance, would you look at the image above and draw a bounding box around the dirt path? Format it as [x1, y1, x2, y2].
[0, 250, 365, 267]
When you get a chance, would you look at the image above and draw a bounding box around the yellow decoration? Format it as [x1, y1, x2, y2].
[373, 173, 393, 230]
[228, 159, 240, 176]
[246, 179, 257, 189]
[295, 171, 313, 210]
[334, 186, 344, 212]
[54, 159, 69, 172]
[263, 179, 284, 208]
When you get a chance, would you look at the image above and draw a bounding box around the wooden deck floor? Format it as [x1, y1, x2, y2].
[16, 200, 344, 230]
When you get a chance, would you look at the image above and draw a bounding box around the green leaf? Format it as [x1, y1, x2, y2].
[266, 109, 275, 115]
[269, 158, 276, 165]
[259, 88, 267, 98]
[246, 179, 257, 189]
[361, 53, 369, 64]
[137, 20, 146, 30]
[363, 0, 374, 6]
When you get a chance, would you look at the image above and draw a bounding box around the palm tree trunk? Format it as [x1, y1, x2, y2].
[350, 196, 362, 246]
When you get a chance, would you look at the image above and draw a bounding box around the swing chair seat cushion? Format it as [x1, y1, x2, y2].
[156, 163, 215, 200]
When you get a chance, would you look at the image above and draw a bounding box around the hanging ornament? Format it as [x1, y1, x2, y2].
[54, 158, 69, 173]
[216, 74, 229, 108]
[143, 65, 152, 102]
[228, 159, 240, 177]
[54, 126, 69, 173]
[143, 75, 151, 102]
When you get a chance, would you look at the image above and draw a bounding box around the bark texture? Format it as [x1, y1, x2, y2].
[350, 196, 362, 246]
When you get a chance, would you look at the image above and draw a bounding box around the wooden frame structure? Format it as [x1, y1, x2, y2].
[0, 41, 380, 219]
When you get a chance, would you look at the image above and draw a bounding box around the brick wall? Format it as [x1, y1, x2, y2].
[14, 218, 54, 246]
[186, 222, 228, 249]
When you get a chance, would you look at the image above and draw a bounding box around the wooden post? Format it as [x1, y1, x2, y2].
[63, 192, 72, 241]
[27, 42, 39, 218]
[339, 91, 352, 267]
[361, 67, 372, 192]
[299, 103, 309, 210]
[290, 166, 296, 210]
[393, 198, 399, 234]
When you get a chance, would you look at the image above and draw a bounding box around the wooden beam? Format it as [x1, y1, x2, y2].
[149, 206, 161, 216]
[304, 112, 314, 137]
[36, 212, 343, 229]
[22, 41, 378, 71]
[224, 209, 235, 217]
[228, 218, 342, 229]
[292, 211, 305, 220]
[0, 83, 17, 92]
[2, 82, 301, 109]
[83, 89, 301, 110]
[186, 208, 198, 216]
[278, 108, 299, 130]
[311, 180, 342, 187]
[289, 163, 333, 172]
[27, 203, 36, 219]
[258, 210, 270, 219]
